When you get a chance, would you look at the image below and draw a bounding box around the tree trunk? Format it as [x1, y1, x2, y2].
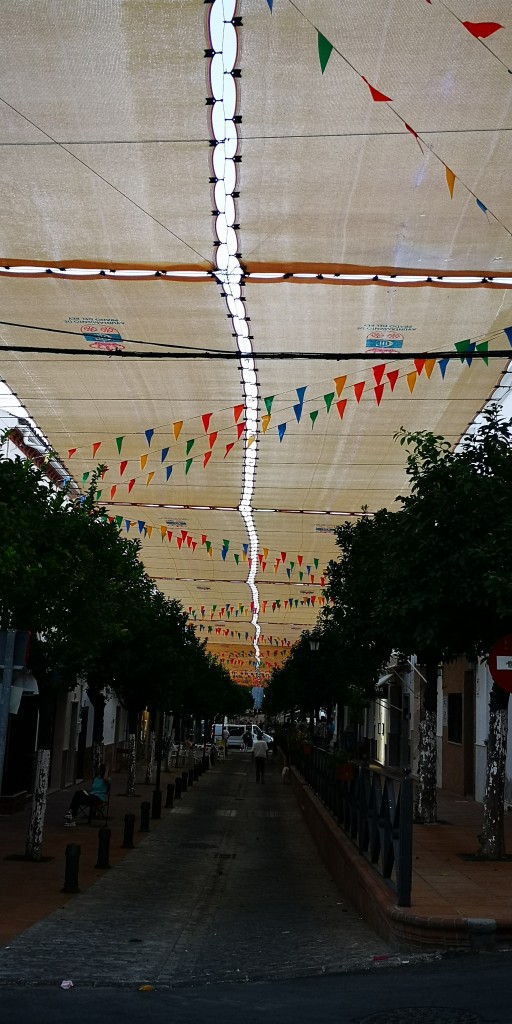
[414, 658, 439, 823]
[25, 748, 50, 861]
[126, 732, 137, 797]
[478, 683, 509, 859]
[145, 730, 155, 785]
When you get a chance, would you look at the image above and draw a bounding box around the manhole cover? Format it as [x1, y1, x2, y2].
[358, 1011, 482, 1024]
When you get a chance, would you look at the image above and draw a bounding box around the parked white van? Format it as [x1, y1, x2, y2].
[212, 723, 273, 750]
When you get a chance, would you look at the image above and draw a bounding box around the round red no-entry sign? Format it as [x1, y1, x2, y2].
[489, 636, 512, 692]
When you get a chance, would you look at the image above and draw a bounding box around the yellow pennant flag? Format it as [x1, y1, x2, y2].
[247, 435, 255, 446]
[406, 371, 417, 393]
[146, 471, 154, 486]
[262, 414, 271, 433]
[140, 453, 148, 471]
[160, 525, 167, 540]
[145, 525, 153, 539]
[445, 165, 456, 198]
[424, 358, 436, 379]
[173, 420, 183, 441]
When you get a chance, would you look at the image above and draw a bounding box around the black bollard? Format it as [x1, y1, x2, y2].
[61, 842, 81, 893]
[151, 788, 162, 820]
[95, 827, 111, 869]
[188, 768, 194, 787]
[174, 776, 182, 799]
[165, 782, 175, 809]
[140, 800, 151, 832]
[193, 763, 200, 781]
[181, 770, 188, 792]
[122, 813, 135, 849]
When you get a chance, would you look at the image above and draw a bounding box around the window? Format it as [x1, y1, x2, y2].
[447, 693, 463, 744]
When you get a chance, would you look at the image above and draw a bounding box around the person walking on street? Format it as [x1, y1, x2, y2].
[222, 725, 230, 757]
[253, 735, 268, 783]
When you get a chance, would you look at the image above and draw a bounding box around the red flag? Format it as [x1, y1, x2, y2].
[92, 442, 102, 458]
[167, 530, 173, 542]
[203, 451, 212, 468]
[374, 384, 384, 406]
[298, 555, 303, 566]
[128, 478, 135, 493]
[201, 534, 207, 544]
[462, 20, 502, 38]
[236, 422, 245, 440]
[336, 399, 347, 419]
[414, 358, 426, 375]
[110, 485, 117, 499]
[224, 442, 235, 458]
[353, 381, 365, 403]
[68, 448, 77, 459]
[387, 370, 399, 391]
[177, 537, 183, 549]
[202, 412, 212, 433]
[233, 403, 244, 423]
[209, 431, 218, 449]
[405, 123, 424, 153]
[361, 76, 392, 102]
[119, 460, 128, 476]
[372, 364, 386, 385]
[281, 551, 287, 562]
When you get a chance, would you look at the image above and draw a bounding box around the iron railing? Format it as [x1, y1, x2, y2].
[293, 745, 413, 906]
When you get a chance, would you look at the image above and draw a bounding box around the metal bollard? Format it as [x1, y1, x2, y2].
[174, 776, 182, 799]
[188, 768, 194, 787]
[165, 782, 175, 809]
[122, 813, 135, 848]
[61, 842, 81, 893]
[181, 770, 188, 792]
[193, 763, 200, 781]
[95, 827, 111, 869]
[151, 788, 162, 820]
[140, 800, 151, 832]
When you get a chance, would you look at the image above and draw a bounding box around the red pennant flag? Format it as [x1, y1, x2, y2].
[262, 561, 267, 572]
[187, 536, 193, 547]
[92, 442, 102, 458]
[372, 364, 386, 385]
[201, 534, 207, 544]
[167, 530, 173, 542]
[320, 576, 325, 586]
[127, 478, 135, 493]
[68, 448, 77, 459]
[181, 529, 188, 539]
[297, 555, 303, 566]
[387, 369, 399, 391]
[209, 431, 218, 449]
[177, 537, 183, 549]
[374, 384, 384, 406]
[202, 412, 213, 433]
[110, 485, 117, 499]
[119, 460, 128, 476]
[361, 76, 392, 102]
[236, 422, 245, 440]
[192, 541, 197, 551]
[203, 451, 212, 468]
[414, 358, 426, 375]
[405, 123, 424, 153]
[353, 381, 365, 403]
[224, 442, 235, 458]
[281, 552, 287, 562]
[462, 20, 502, 38]
[258, 554, 263, 564]
[233, 403, 244, 423]
[336, 399, 347, 420]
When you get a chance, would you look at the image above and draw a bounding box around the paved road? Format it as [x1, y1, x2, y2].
[0, 753, 389, 986]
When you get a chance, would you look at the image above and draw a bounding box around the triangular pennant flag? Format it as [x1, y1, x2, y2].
[445, 165, 456, 198]
[115, 436, 124, 454]
[424, 359, 436, 379]
[92, 442, 102, 458]
[202, 412, 212, 433]
[314, 558, 319, 569]
[318, 32, 333, 73]
[173, 421, 183, 441]
[281, 551, 287, 562]
[205, 540, 211, 552]
[278, 422, 287, 442]
[334, 375, 346, 396]
[296, 386, 307, 406]
[263, 547, 268, 558]
[387, 369, 399, 391]
[203, 450, 212, 468]
[353, 381, 365, 403]
[140, 453, 148, 471]
[462, 20, 502, 38]
[160, 525, 167, 540]
[310, 410, 319, 427]
[138, 520, 145, 534]
[297, 555, 303, 566]
[208, 431, 218, 449]
[166, 530, 173, 543]
[223, 539, 230, 550]
[144, 428, 154, 447]
[476, 341, 489, 365]
[186, 535, 193, 547]
[438, 358, 449, 379]
[504, 327, 512, 348]
[221, 547, 227, 561]
[201, 535, 207, 545]
[414, 358, 426, 375]
[262, 414, 271, 433]
[293, 403, 303, 423]
[146, 471, 154, 486]
[177, 537, 183, 549]
[234, 553, 239, 564]
[247, 435, 255, 446]
[185, 459, 193, 475]
[234, 403, 244, 423]
[128, 478, 135, 493]
[125, 520, 131, 532]
[324, 392, 335, 413]
[361, 75, 392, 102]
[454, 339, 471, 363]
[160, 447, 169, 463]
[237, 422, 245, 440]
[186, 439, 194, 455]
[110, 485, 117, 500]
[406, 371, 417, 393]
[115, 515, 123, 528]
[372, 364, 386, 385]
[476, 198, 488, 216]
[264, 396, 274, 415]
[67, 448, 77, 459]
[336, 398, 347, 419]
[374, 385, 384, 406]
[119, 460, 128, 476]
[224, 442, 235, 458]
[166, 465, 173, 481]
[405, 123, 424, 153]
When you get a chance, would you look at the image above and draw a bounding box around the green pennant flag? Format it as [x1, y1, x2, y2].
[212, 604, 217, 611]
[186, 439, 195, 455]
[115, 515, 123, 528]
[323, 392, 335, 413]
[82, 472, 90, 484]
[318, 32, 333, 74]
[115, 436, 124, 454]
[185, 458, 193, 475]
[290, 561, 295, 570]
[476, 340, 489, 365]
[264, 396, 274, 415]
[294, 599, 299, 607]
[96, 490, 102, 500]
[314, 558, 319, 569]
[234, 553, 239, 564]
[310, 410, 319, 428]
[454, 339, 471, 362]
[206, 541, 211, 551]
[299, 571, 304, 581]
[223, 539, 230, 549]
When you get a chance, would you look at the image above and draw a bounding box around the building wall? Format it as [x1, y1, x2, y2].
[441, 659, 475, 797]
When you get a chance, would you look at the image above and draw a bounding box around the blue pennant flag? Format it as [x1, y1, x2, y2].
[504, 327, 512, 348]
[144, 428, 154, 447]
[160, 447, 169, 463]
[438, 358, 449, 379]
[296, 386, 307, 406]
[278, 422, 287, 442]
[166, 465, 173, 481]
[293, 403, 303, 423]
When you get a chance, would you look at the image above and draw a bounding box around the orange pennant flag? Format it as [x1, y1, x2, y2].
[445, 166, 456, 198]
[333, 375, 346, 396]
[406, 371, 417, 393]
[145, 525, 153, 539]
[160, 525, 167, 540]
[424, 358, 436, 379]
[140, 453, 148, 470]
[353, 382, 365, 403]
[146, 472, 154, 486]
[263, 548, 269, 559]
[173, 420, 183, 441]
[92, 442, 102, 458]
[262, 414, 271, 433]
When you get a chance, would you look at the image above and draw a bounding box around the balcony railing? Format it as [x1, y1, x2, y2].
[293, 744, 413, 907]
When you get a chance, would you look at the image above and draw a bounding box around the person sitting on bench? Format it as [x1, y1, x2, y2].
[64, 763, 110, 826]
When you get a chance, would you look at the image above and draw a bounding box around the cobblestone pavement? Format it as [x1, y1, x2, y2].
[0, 754, 391, 987]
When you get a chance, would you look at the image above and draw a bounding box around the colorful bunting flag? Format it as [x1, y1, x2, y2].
[234, 403, 244, 423]
[336, 398, 347, 419]
[161, 447, 169, 463]
[374, 385, 384, 406]
[67, 448, 77, 459]
[387, 369, 399, 391]
[505, 327, 512, 347]
[224, 442, 235, 458]
[333, 375, 346, 396]
[166, 466, 173, 481]
[293, 403, 303, 423]
[353, 382, 365, 403]
[372, 364, 386, 385]
[140, 454, 148, 471]
[462, 20, 502, 38]
[310, 410, 319, 428]
[145, 525, 153, 539]
[318, 32, 333, 73]
[406, 371, 417, 393]
[445, 166, 456, 198]
[361, 76, 392, 102]
[82, 472, 90, 484]
[296, 386, 307, 406]
[324, 392, 335, 413]
[173, 421, 183, 441]
[146, 472, 154, 486]
[186, 439, 194, 455]
[424, 359, 436, 379]
[202, 412, 212, 433]
[110, 485, 117, 500]
[115, 436, 124, 454]
[438, 358, 449, 379]
[264, 396, 274, 415]
[144, 429, 154, 447]
[203, 451, 212, 468]
[92, 442, 102, 458]
[237, 422, 245, 440]
[115, 515, 123, 528]
[278, 423, 287, 442]
[414, 358, 426, 375]
[119, 460, 128, 476]
[185, 459, 193, 475]
[128, 478, 135, 493]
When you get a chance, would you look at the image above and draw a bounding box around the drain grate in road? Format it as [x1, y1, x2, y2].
[358, 1010, 483, 1024]
[216, 809, 237, 817]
